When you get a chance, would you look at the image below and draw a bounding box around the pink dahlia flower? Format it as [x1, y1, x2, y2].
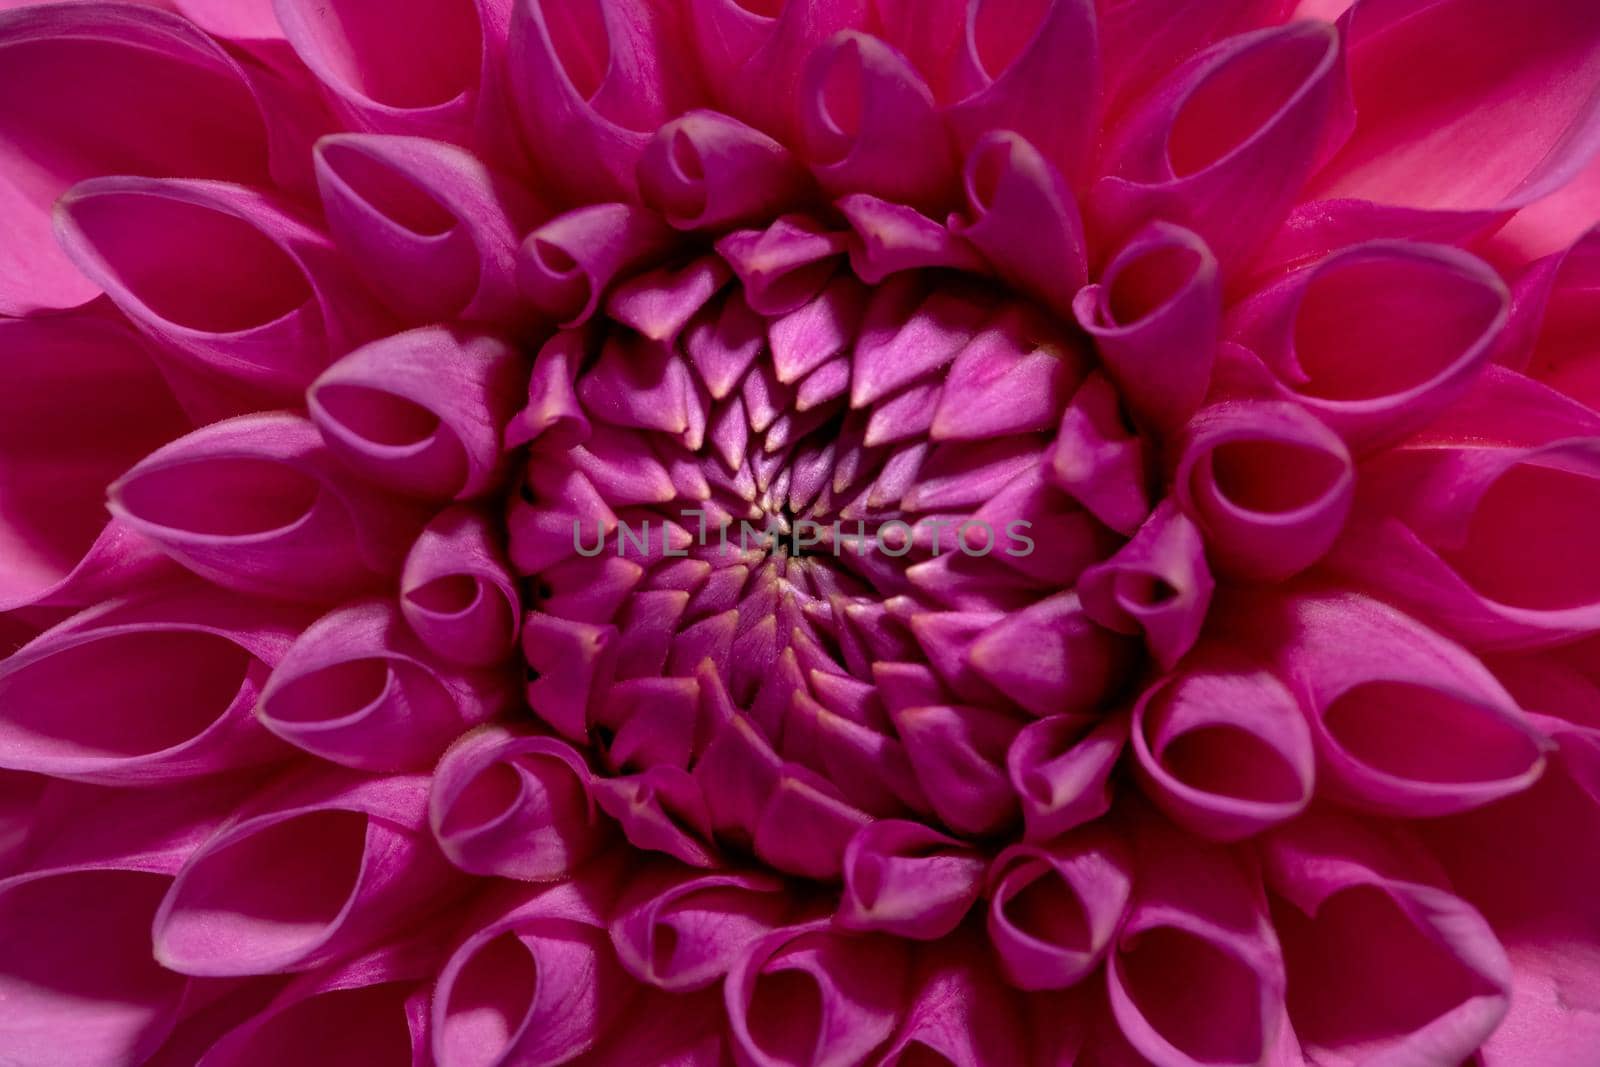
[3, 0, 1600, 1064]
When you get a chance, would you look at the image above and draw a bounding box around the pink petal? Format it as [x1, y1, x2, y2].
[401, 506, 521, 667]
[430, 725, 611, 880]
[0, 312, 187, 612]
[153, 769, 459, 976]
[838, 820, 985, 940]
[315, 133, 541, 324]
[640, 109, 814, 231]
[609, 862, 789, 991]
[257, 598, 511, 771]
[108, 412, 431, 601]
[517, 202, 678, 326]
[309, 326, 524, 499]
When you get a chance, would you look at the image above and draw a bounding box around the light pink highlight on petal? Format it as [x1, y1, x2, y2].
[108, 412, 430, 601]
[430, 725, 611, 880]
[309, 326, 524, 500]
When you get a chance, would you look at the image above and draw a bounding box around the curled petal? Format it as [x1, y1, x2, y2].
[593, 766, 721, 870]
[198, 932, 440, 1067]
[1073, 221, 1219, 433]
[1008, 713, 1128, 842]
[1079, 502, 1213, 670]
[315, 133, 541, 324]
[610, 862, 789, 991]
[517, 203, 678, 326]
[0, 313, 187, 612]
[838, 820, 985, 940]
[1259, 592, 1549, 815]
[725, 923, 909, 1067]
[258, 599, 512, 771]
[1048, 371, 1151, 535]
[108, 412, 430, 601]
[954, 131, 1087, 317]
[54, 177, 387, 412]
[641, 109, 813, 231]
[506, 329, 594, 449]
[0, 587, 304, 784]
[430, 726, 610, 880]
[0, 866, 190, 1065]
[509, 0, 699, 202]
[1097, 0, 1298, 116]
[1264, 811, 1512, 1066]
[687, 0, 873, 143]
[1311, 0, 1600, 215]
[798, 32, 957, 212]
[0, 3, 277, 312]
[1131, 648, 1315, 841]
[1107, 820, 1289, 1067]
[432, 864, 637, 1067]
[309, 326, 524, 499]
[1174, 398, 1355, 581]
[838, 195, 987, 284]
[1227, 241, 1510, 449]
[891, 702, 1021, 836]
[276, 0, 515, 158]
[751, 771, 872, 880]
[969, 591, 1137, 715]
[153, 770, 458, 976]
[1335, 436, 1600, 649]
[1092, 21, 1350, 273]
[943, 0, 1100, 182]
[987, 827, 1134, 990]
[402, 506, 521, 667]
[715, 214, 851, 317]
[878, 929, 1033, 1066]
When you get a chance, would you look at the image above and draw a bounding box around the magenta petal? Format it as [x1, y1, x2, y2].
[0, 312, 188, 612]
[953, 131, 1088, 317]
[610, 862, 789, 991]
[54, 177, 388, 413]
[879, 928, 1032, 1066]
[309, 326, 523, 500]
[198, 932, 440, 1067]
[1092, 20, 1350, 274]
[509, 0, 699, 202]
[838, 820, 984, 940]
[1226, 240, 1510, 450]
[0, 587, 304, 784]
[1048, 371, 1151, 535]
[0, 866, 190, 1065]
[108, 412, 430, 601]
[1312, 0, 1600, 215]
[1256, 591, 1549, 816]
[686, 0, 873, 144]
[1334, 433, 1600, 650]
[401, 506, 520, 667]
[986, 827, 1133, 990]
[837, 194, 988, 284]
[1008, 713, 1128, 842]
[969, 591, 1136, 716]
[315, 133, 541, 324]
[725, 923, 909, 1067]
[257, 598, 511, 771]
[153, 769, 458, 976]
[1107, 819, 1289, 1067]
[943, 0, 1100, 184]
[432, 862, 637, 1067]
[277, 0, 514, 157]
[1174, 397, 1355, 581]
[430, 725, 610, 881]
[797, 32, 957, 212]
[715, 214, 851, 317]
[1264, 811, 1512, 1066]
[640, 109, 814, 231]
[1131, 647, 1315, 842]
[517, 202, 678, 326]
[1073, 221, 1219, 433]
[0, 3, 275, 312]
[1078, 501, 1214, 671]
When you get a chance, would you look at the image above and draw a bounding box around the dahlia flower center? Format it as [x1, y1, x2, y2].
[511, 213, 1148, 847]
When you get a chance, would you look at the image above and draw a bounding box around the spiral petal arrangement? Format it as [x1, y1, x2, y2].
[3, 1, 1600, 1064]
